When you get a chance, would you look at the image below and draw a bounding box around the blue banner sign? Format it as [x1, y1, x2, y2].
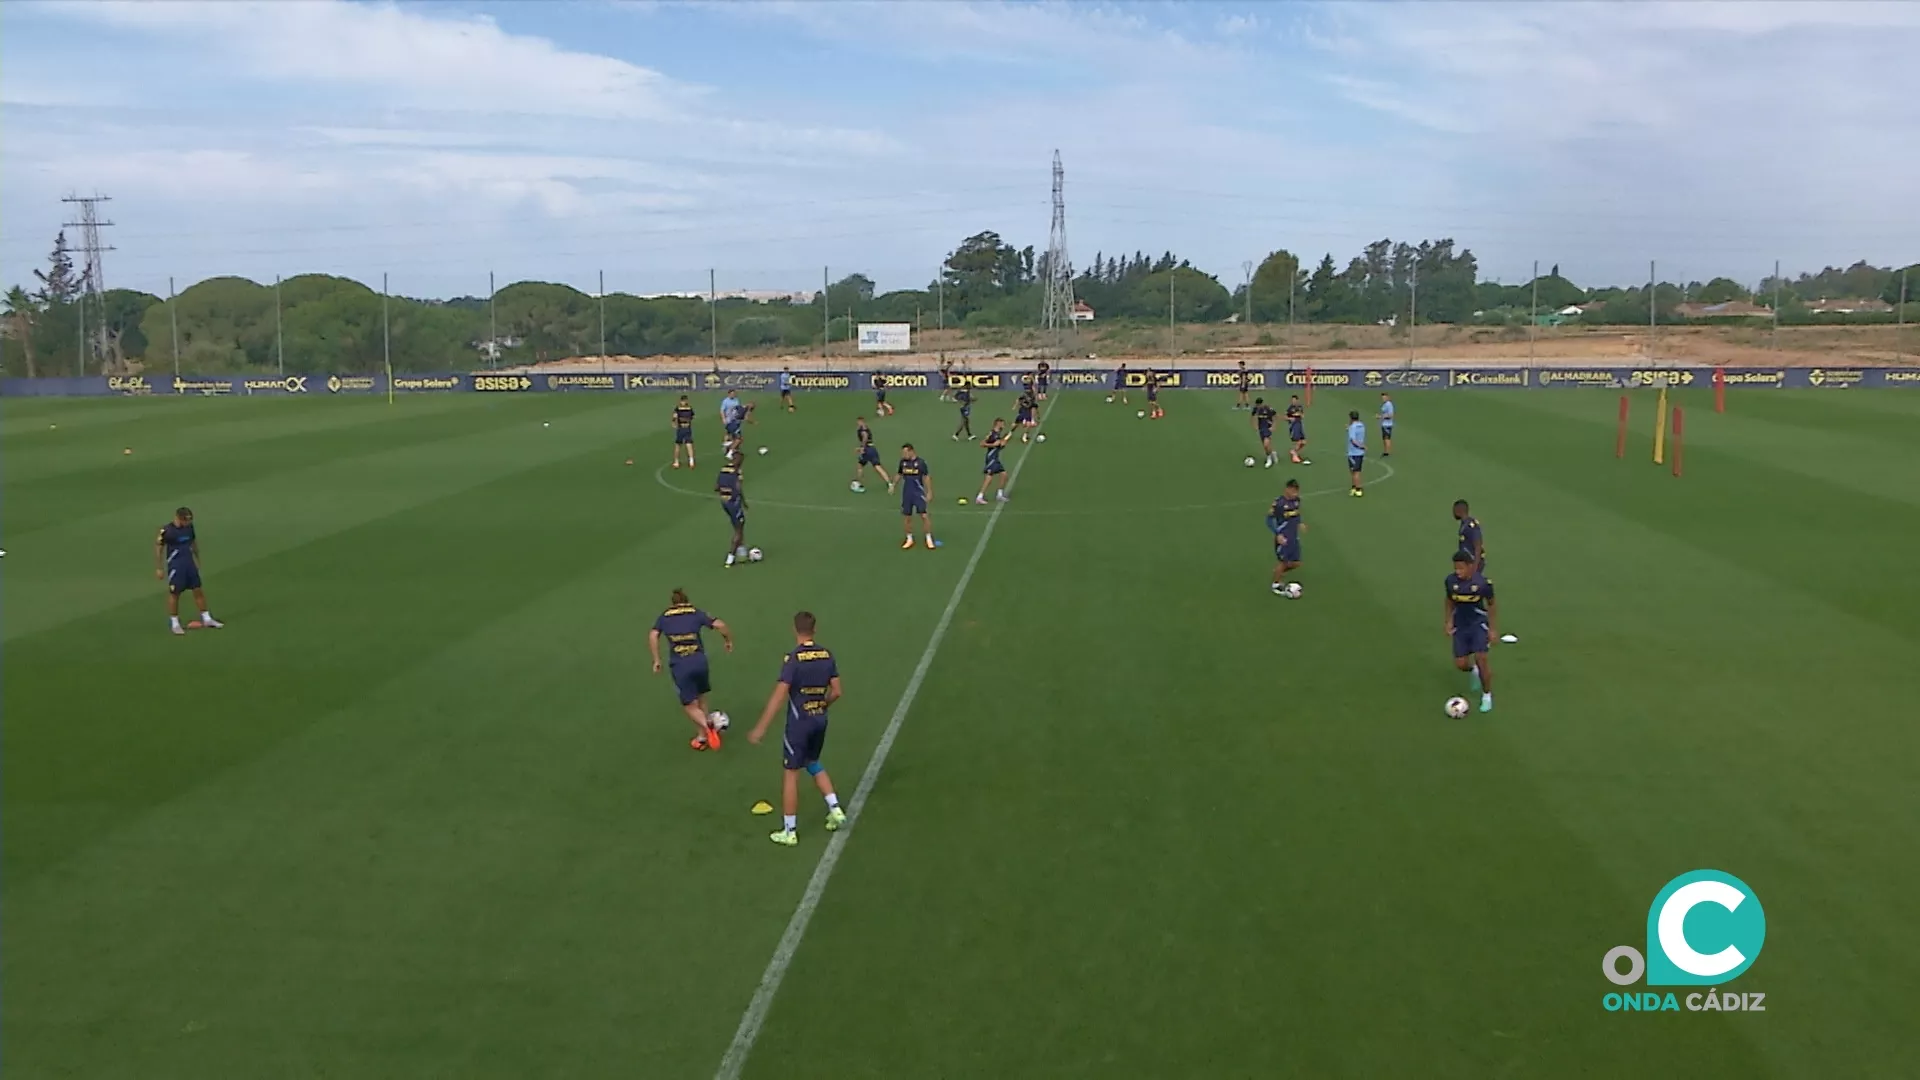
[6, 366, 1918, 397]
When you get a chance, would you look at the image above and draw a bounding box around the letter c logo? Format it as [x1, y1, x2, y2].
[1644, 870, 1765, 985]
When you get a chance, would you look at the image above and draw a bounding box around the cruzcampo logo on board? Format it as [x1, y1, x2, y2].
[1601, 870, 1767, 1014]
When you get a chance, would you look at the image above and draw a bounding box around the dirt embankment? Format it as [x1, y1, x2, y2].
[505, 323, 1920, 373]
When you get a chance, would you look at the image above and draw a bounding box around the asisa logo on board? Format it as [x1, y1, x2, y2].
[1601, 870, 1767, 1014]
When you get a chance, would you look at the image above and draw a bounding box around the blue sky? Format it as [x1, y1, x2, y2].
[3, 0, 1916, 300]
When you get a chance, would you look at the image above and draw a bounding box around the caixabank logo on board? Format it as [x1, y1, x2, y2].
[1450, 370, 1529, 387]
[1602, 870, 1767, 1014]
[1364, 369, 1445, 388]
[621, 374, 695, 390]
[1807, 368, 1865, 388]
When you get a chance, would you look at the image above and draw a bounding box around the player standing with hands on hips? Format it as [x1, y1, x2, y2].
[156, 507, 223, 635]
[748, 611, 847, 846]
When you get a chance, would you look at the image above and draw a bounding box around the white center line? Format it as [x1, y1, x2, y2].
[713, 399, 1057, 1080]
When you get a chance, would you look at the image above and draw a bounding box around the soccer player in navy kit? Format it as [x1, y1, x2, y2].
[897, 443, 937, 549]
[669, 395, 696, 469]
[648, 588, 735, 750]
[154, 507, 223, 635]
[1270, 480, 1304, 595]
[1251, 397, 1279, 467]
[720, 391, 745, 457]
[953, 387, 974, 441]
[779, 367, 795, 412]
[873, 373, 895, 416]
[1286, 395, 1309, 464]
[1346, 410, 1366, 497]
[850, 416, 892, 493]
[717, 450, 749, 567]
[1234, 361, 1253, 410]
[747, 611, 847, 846]
[938, 358, 955, 401]
[1444, 551, 1499, 713]
[1112, 363, 1130, 405]
[1378, 392, 1395, 456]
[1036, 360, 1051, 401]
[1454, 500, 1485, 571]
[1014, 389, 1037, 442]
[1144, 368, 1164, 419]
[975, 419, 1011, 504]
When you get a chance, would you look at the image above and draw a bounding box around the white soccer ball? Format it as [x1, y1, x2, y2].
[1105, 395, 1114, 403]
[1444, 696, 1471, 719]
[1244, 456, 1257, 467]
[758, 446, 769, 456]
[708, 710, 731, 731]
[1036, 433, 1047, 443]
[748, 547, 764, 562]
[1286, 582, 1303, 599]
[850, 481, 862, 492]
[1136, 410, 1146, 418]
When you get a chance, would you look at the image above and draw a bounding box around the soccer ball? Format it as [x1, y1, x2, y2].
[1444, 696, 1471, 719]
[850, 481, 863, 492]
[748, 547, 764, 562]
[1136, 410, 1146, 418]
[1285, 582, 1302, 599]
[708, 710, 731, 731]
[757, 446, 769, 456]
[1244, 456, 1257, 467]
[1036, 433, 1047, 443]
[1105, 395, 1114, 403]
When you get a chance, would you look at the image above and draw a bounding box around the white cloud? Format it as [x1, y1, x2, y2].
[48, 0, 694, 120]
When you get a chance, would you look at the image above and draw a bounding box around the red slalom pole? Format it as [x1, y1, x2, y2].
[1714, 366, 1726, 414]
[1304, 365, 1315, 408]
[1616, 395, 1629, 459]
[1671, 407, 1685, 477]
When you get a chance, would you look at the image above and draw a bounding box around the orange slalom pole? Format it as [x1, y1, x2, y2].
[1672, 407, 1685, 477]
[1616, 395, 1629, 459]
[1304, 365, 1315, 408]
[1714, 366, 1726, 413]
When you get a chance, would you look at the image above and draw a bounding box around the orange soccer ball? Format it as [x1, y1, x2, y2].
[186, 620, 203, 630]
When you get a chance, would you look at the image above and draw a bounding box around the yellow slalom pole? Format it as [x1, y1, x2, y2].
[1652, 385, 1669, 464]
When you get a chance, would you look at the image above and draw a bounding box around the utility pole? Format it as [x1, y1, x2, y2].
[168, 276, 180, 378]
[1529, 259, 1539, 364]
[1409, 261, 1418, 363]
[488, 271, 497, 368]
[275, 274, 285, 375]
[937, 275, 944, 332]
[1041, 150, 1075, 351]
[1901, 267, 1910, 361]
[62, 194, 114, 374]
[709, 268, 718, 359]
[822, 266, 830, 361]
[381, 273, 393, 401]
[1167, 269, 1176, 356]
[1649, 260, 1657, 361]
[1243, 260, 1254, 325]
[1772, 259, 1781, 351]
[597, 269, 607, 362]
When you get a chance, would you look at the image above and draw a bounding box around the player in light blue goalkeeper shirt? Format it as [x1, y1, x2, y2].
[720, 392, 745, 454]
[1346, 411, 1366, 497]
[1378, 393, 1395, 457]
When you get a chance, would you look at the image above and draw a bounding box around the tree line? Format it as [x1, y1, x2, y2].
[3, 230, 1915, 377]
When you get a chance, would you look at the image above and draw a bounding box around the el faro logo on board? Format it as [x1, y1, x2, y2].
[1601, 870, 1767, 1014]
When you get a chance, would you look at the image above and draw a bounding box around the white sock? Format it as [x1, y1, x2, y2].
[783, 814, 798, 832]
[725, 554, 735, 565]
[170, 615, 182, 628]
[825, 793, 840, 809]
[200, 611, 213, 622]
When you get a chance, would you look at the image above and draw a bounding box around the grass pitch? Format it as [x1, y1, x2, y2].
[4, 384, 1918, 1078]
